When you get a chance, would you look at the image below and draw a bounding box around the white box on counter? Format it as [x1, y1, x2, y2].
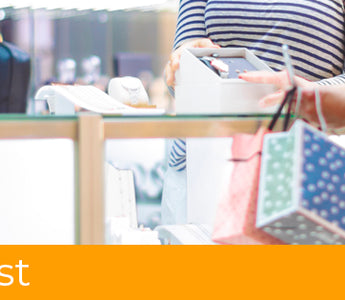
[175, 47, 277, 115]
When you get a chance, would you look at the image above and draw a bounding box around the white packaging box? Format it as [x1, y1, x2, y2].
[176, 48, 277, 231]
[175, 47, 277, 115]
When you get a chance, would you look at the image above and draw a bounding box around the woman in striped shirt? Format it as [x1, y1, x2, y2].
[166, 0, 345, 172]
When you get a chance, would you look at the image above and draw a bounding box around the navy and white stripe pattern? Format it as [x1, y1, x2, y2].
[174, 0, 345, 83]
[168, 138, 187, 171]
[169, 0, 345, 171]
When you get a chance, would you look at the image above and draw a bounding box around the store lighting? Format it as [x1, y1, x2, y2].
[0, 0, 170, 10]
[0, 9, 6, 21]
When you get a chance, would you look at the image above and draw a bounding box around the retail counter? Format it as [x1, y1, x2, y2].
[0, 113, 282, 244]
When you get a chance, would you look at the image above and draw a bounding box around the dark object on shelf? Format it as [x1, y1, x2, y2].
[0, 41, 31, 113]
[113, 52, 152, 77]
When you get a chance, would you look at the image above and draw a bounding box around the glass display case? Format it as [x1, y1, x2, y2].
[0, 113, 283, 244]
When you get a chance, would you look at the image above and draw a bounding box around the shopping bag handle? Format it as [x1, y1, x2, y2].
[268, 45, 297, 132]
[268, 86, 296, 131]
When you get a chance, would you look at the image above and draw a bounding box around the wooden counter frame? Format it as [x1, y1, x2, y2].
[0, 114, 280, 244]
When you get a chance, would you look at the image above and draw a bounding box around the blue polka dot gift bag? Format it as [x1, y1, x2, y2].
[256, 119, 345, 245]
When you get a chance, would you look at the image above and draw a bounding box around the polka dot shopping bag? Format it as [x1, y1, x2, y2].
[256, 119, 345, 244]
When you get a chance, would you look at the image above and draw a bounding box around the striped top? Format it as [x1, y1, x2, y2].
[174, 0, 345, 82]
[169, 0, 345, 171]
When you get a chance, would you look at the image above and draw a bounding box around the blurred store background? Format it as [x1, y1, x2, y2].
[0, 1, 178, 231]
[0, 1, 177, 111]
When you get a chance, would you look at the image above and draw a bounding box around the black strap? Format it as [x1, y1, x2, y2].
[268, 86, 296, 131]
[283, 86, 296, 131]
[229, 151, 262, 162]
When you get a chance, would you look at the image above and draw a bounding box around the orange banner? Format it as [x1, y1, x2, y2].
[0, 245, 343, 299]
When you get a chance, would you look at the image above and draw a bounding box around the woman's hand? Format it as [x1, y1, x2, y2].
[240, 70, 345, 129]
[239, 70, 314, 107]
[300, 85, 345, 129]
[164, 38, 220, 87]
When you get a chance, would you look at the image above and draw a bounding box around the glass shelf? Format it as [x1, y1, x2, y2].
[0, 113, 286, 245]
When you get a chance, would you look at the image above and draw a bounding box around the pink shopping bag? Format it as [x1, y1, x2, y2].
[212, 126, 284, 244]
